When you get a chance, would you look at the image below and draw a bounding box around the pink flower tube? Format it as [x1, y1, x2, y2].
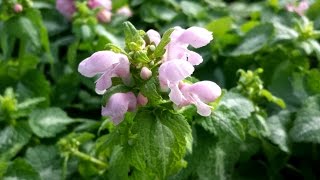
[101, 92, 137, 124]
[78, 51, 130, 94]
[159, 59, 194, 105]
[180, 81, 222, 116]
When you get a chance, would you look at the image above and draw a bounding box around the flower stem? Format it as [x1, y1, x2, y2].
[70, 148, 108, 169]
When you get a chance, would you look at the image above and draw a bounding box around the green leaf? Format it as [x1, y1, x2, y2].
[51, 73, 80, 108]
[153, 28, 174, 59]
[248, 114, 270, 138]
[199, 92, 254, 141]
[206, 17, 233, 38]
[107, 146, 130, 180]
[95, 24, 121, 45]
[3, 159, 41, 180]
[152, 5, 177, 21]
[0, 122, 32, 161]
[4, 16, 40, 49]
[29, 108, 74, 138]
[25, 145, 62, 180]
[128, 110, 192, 178]
[0, 161, 8, 177]
[140, 77, 163, 105]
[272, 23, 298, 42]
[133, 50, 150, 63]
[174, 126, 240, 180]
[306, 69, 320, 95]
[230, 23, 274, 56]
[267, 111, 291, 153]
[25, 9, 52, 55]
[123, 21, 145, 50]
[180, 1, 205, 18]
[290, 95, 320, 143]
[16, 70, 51, 106]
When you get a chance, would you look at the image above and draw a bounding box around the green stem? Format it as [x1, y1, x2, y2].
[70, 149, 108, 169]
[62, 155, 69, 180]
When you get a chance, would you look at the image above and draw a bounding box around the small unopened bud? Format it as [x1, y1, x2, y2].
[97, 10, 112, 23]
[14, 4, 23, 13]
[116, 6, 133, 17]
[140, 67, 152, 80]
[149, 45, 156, 51]
[137, 92, 148, 106]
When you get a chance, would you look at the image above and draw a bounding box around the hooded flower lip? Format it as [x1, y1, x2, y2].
[78, 51, 130, 94]
[56, 0, 76, 19]
[286, 0, 309, 16]
[176, 27, 213, 48]
[159, 59, 194, 105]
[164, 26, 213, 64]
[180, 81, 222, 116]
[101, 92, 137, 125]
[87, 0, 112, 10]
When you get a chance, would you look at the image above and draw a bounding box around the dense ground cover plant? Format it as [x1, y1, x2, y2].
[1, 0, 320, 179]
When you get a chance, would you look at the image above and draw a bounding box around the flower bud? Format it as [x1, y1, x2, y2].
[146, 29, 161, 46]
[14, 3, 23, 13]
[137, 92, 148, 106]
[140, 67, 152, 80]
[149, 45, 156, 51]
[116, 6, 133, 17]
[97, 10, 112, 23]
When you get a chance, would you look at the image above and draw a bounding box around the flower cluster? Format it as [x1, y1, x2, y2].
[56, 0, 132, 23]
[286, 0, 309, 16]
[78, 23, 221, 124]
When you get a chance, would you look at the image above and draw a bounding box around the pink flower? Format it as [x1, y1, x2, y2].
[286, 0, 309, 16]
[164, 26, 213, 65]
[97, 9, 112, 23]
[13, 3, 23, 13]
[78, 51, 130, 94]
[56, 0, 76, 19]
[146, 29, 161, 46]
[140, 67, 152, 80]
[179, 81, 222, 116]
[137, 92, 148, 106]
[101, 92, 137, 125]
[116, 6, 133, 17]
[87, 0, 112, 10]
[159, 60, 194, 105]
